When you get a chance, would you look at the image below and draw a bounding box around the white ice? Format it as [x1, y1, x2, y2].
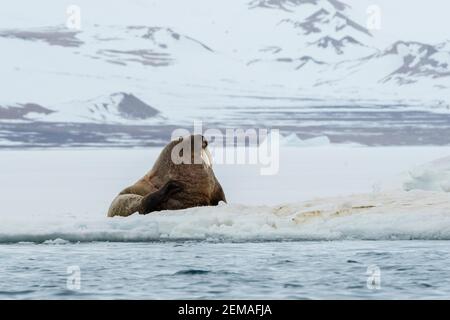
[0, 146, 449, 242]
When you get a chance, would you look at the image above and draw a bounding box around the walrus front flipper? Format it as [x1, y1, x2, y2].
[139, 180, 183, 215]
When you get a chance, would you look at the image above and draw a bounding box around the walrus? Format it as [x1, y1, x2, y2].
[107, 134, 226, 217]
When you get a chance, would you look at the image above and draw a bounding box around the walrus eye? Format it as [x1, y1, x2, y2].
[178, 136, 183, 142]
[202, 136, 208, 149]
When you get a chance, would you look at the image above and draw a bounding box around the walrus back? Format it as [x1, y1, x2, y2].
[108, 194, 143, 217]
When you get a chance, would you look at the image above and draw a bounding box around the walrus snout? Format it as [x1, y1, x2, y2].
[187, 134, 208, 150]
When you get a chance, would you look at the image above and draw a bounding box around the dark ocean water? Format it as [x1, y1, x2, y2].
[1, 240, 449, 299]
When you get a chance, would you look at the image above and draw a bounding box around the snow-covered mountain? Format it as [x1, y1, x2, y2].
[244, 0, 450, 88]
[248, 0, 350, 12]
[45, 93, 164, 124]
[380, 41, 450, 84]
[0, 0, 449, 147]
[1, 93, 163, 124]
[0, 103, 54, 121]
[247, 0, 376, 64]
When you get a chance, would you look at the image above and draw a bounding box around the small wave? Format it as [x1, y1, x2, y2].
[0, 191, 449, 243]
[173, 269, 211, 275]
[346, 260, 360, 264]
[283, 283, 303, 288]
[0, 290, 35, 296]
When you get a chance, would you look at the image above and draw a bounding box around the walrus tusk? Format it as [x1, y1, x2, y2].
[202, 148, 212, 167]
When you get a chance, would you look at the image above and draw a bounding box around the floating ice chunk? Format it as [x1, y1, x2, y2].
[379, 156, 450, 193]
[43, 238, 70, 245]
[403, 157, 450, 192]
[280, 133, 331, 147]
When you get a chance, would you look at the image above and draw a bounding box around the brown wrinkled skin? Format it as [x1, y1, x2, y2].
[107, 135, 226, 217]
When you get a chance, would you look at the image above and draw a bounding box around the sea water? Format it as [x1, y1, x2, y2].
[1, 241, 450, 299]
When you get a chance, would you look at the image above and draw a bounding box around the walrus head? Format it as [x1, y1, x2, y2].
[171, 134, 212, 167]
[149, 134, 213, 180]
